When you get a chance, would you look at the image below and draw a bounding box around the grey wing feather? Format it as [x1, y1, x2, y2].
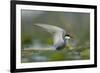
[34, 24, 65, 33]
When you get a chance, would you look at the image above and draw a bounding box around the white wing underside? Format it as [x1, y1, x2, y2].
[34, 24, 65, 46]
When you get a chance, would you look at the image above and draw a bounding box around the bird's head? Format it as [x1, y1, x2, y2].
[64, 34, 72, 40]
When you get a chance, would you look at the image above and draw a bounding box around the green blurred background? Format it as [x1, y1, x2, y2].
[21, 10, 90, 63]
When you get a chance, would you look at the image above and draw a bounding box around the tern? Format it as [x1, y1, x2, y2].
[34, 24, 71, 50]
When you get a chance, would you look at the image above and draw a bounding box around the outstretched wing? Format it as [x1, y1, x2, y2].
[34, 24, 66, 47]
[34, 24, 65, 33]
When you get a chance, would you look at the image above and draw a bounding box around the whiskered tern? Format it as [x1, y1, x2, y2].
[34, 24, 71, 50]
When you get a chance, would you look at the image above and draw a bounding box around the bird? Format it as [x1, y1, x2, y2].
[34, 24, 71, 50]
